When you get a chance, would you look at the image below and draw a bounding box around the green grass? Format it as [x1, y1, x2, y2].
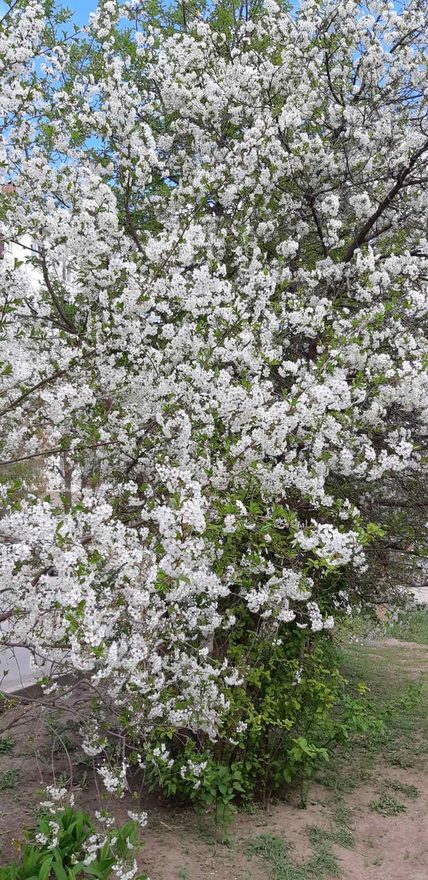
[383, 778, 420, 799]
[316, 621, 428, 809]
[0, 736, 14, 754]
[328, 825, 355, 848]
[337, 605, 428, 647]
[328, 804, 355, 849]
[369, 793, 406, 816]
[0, 768, 20, 790]
[366, 776, 421, 817]
[248, 621, 428, 880]
[246, 806, 354, 880]
[247, 831, 340, 880]
[386, 607, 428, 645]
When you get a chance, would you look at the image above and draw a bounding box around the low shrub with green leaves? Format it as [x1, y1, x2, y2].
[145, 633, 382, 835]
[0, 805, 146, 880]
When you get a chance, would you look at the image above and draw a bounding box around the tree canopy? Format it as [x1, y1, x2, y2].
[1, 0, 427, 803]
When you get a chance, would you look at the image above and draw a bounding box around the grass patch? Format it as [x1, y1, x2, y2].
[369, 793, 406, 816]
[386, 607, 428, 646]
[247, 789, 356, 879]
[384, 778, 420, 799]
[247, 830, 340, 879]
[0, 736, 14, 754]
[328, 825, 355, 848]
[248, 835, 303, 880]
[0, 768, 20, 790]
[317, 618, 428, 795]
[328, 804, 355, 849]
[306, 817, 355, 853]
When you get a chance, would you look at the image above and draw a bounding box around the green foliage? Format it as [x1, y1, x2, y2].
[146, 750, 247, 840]
[386, 607, 428, 646]
[384, 778, 420, 799]
[194, 762, 244, 835]
[0, 769, 20, 790]
[146, 632, 382, 829]
[369, 793, 406, 816]
[0, 807, 146, 880]
[247, 831, 340, 880]
[0, 736, 14, 754]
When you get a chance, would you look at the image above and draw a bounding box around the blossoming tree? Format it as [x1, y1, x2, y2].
[1, 0, 427, 802]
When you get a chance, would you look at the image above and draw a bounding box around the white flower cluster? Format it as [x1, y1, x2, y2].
[0, 0, 427, 790]
[97, 761, 129, 796]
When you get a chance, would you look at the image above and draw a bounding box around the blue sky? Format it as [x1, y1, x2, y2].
[1, 0, 96, 26]
[69, 0, 98, 24]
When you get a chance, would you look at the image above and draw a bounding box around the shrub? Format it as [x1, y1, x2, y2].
[145, 633, 381, 833]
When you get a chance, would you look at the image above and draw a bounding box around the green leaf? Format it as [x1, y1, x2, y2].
[39, 856, 53, 880]
[52, 857, 68, 880]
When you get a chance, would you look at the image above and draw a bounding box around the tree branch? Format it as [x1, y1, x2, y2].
[40, 251, 78, 334]
[0, 349, 95, 420]
[344, 139, 428, 262]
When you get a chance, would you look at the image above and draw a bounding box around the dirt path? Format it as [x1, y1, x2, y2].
[137, 774, 428, 880]
[338, 771, 428, 880]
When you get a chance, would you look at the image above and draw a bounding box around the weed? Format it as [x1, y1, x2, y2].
[332, 803, 353, 828]
[0, 737, 14, 754]
[177, 868, 189, 880]
[384, 778, 420, 799]
[241, 800, 258, 815]
[0, 769, 19, 790]
[247, 834, 306, 880]
[315, 768, 360, 793]
[55, 769, 89, 794]
[195, 822, 216, 847]
[307, 801, 355, 851]
[247, 831, 340, 880]
[328, 826, 355, 849]
[306, 846, 339, 878]
[369, 794, 406, 816]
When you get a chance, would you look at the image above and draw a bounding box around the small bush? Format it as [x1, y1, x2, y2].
[145, 634, 382, 835]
